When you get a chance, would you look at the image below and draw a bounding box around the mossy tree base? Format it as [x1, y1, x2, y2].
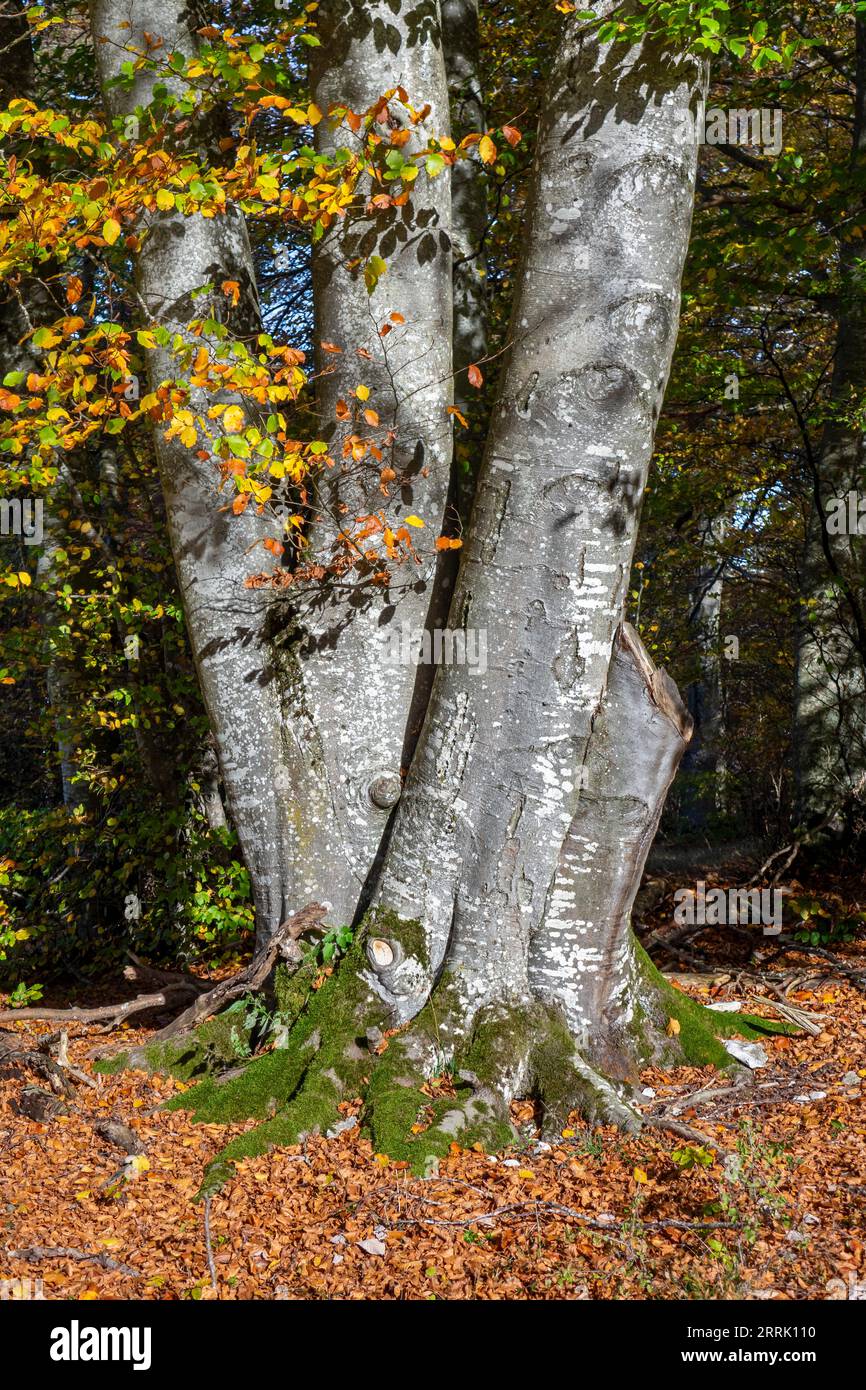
[101, 932, 795, 1195]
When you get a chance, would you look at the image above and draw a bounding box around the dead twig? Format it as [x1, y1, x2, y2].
[385, 1196, 740, 1237]
[0, 984, 198, 1029]
[6, 1245, 139, 1277]
[203, 1197, 218, 1294]
[643, 1115, 731, 1156]
[149, 902, 327, 1042]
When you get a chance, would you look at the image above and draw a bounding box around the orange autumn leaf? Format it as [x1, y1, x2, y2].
[467, 363, 484, 388]
[221, 279, 241, 307]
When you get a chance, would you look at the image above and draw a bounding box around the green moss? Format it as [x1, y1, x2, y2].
[531, 1008, 581, 1126]
[92, 1008, 255, 1082]
[463, 1000, 536, 1087]
[164, 1040, 311, 1122]
[273, 953, 318, 1021]
[630, 939, 798, 1069]
[360, 995, 524, 1175]
[185, 941, 388, 1193]
[362, 905, 429, 969]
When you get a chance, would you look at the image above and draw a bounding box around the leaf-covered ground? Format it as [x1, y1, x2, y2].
[2, 889, 864, 1301]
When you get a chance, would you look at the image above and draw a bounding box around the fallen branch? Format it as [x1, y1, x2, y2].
[0, 904, 327, 1037]
[0, 983, 197, 1029]
[745, 991, 826, 1037]
[767, 935, 866, 993]
[6, 1245, 139, 1277]
[148, 902, 327, 1042]
[203, 1197, 218, 1294]
[384, 1196, 740, 1237]
[644, 1115, 731, 1157]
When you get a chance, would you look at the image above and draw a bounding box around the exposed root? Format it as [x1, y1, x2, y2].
[97, 938, 799, 1197]
[628, 939, 797, 1072]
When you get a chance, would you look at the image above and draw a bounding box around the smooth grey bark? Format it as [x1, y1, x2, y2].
[793, 16, 866, 829]
[528, 623, 692, 1076]
[364, 9, 706, 1044]
[270, 0, 453, 926]
[196, 740, 228, 831]
[90, 0, 298, 937]
[441, 0, 488, 517]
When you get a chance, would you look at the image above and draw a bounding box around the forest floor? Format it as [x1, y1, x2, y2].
[1, 861, 864, 1301]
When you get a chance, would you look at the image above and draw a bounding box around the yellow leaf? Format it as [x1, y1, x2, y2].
[518, 1169, 534, 1179]
[156, 189, 175, 211]
[307, 103, 323, 125]
[79, 1290, 99, 1300]
[479, 134, 497, 165]
[633, 1167, 649, 1184]
[355, 384, 370, 401]
[561, 1128, 575, 1138]
[666, 1017, 681, 1036]
[102, 217, 121, 245]
[405, 514, 424, 528]
[223, 405, 245, 433]
[17, 571, 31, 587]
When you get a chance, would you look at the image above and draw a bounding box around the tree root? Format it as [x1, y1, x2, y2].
[92, 936, 799, 1197]
[160, 970, 646, 1192]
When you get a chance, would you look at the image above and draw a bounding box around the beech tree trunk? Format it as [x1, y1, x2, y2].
[271, 0, 454, 928]
[441, 0, 488, 516]
[198, 6, 714, 1154]
[365, 10, 706, 1029]
[97, 7, 747, 1172]
[90, 0, 305, 937]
